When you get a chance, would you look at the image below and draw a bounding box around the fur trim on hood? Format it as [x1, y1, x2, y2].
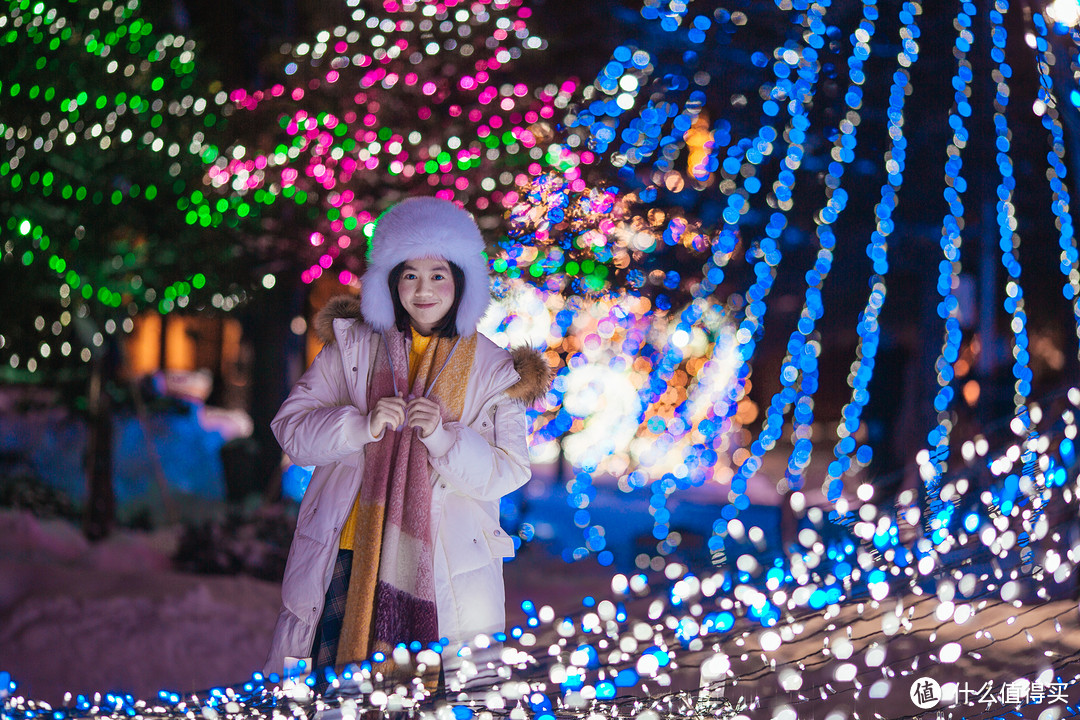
[505, 345, 554, 406]
[315, 295, 553, 406]
[360, 197, 491, 337]
[313, 294, 362, 347]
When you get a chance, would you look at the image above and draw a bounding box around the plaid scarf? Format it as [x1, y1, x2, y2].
[335, 327, 476, 667]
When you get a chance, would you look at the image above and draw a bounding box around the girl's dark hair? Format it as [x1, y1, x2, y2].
[388, 259, 466, 337]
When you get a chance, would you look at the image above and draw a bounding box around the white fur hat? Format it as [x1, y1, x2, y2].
[360, 197, 491, 337]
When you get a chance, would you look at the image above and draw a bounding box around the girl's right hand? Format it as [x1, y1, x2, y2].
[369, 396, 407, 438]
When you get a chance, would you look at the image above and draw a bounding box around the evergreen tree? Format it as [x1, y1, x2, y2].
[0, 0, 251, 537]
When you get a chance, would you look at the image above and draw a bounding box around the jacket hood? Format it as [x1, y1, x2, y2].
[504, 345, 554, 406]
[360, 197, 491, 337]
[313, 294, 362, 347]
[315, 295, 553, 406]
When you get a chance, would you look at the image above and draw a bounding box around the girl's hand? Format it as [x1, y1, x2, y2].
[369, 396, 406, 438]
[406, 396, 443, 438]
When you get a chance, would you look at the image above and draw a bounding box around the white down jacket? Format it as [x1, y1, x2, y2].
[264, 297, 550, 675]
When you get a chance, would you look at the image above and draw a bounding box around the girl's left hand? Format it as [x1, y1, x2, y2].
[406, 396, 443, 437]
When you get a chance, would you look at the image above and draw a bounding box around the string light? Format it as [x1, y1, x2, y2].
[824, 2, 921, 518]
[924, 0, 976, 545]
[989, 1, 1033, 414]
[728, 0, 889, 518]
[748, 0, 876, 507]
[496, 0, 1079, 573]
[699, 2, 830, 560]
[548, 2, 838, 560]
[204, 0, 575, 285]
[1030, 10, 1080, 360]
[0, 0, 242, 377]
[6, 388, 1080, 718]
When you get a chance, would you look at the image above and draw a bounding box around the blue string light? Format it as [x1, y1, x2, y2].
[825, 1, 922, 511]
[507, 0, 1080, 571]
[924, 0, 976, 545]
[786, 0, 879, 500]
[561, 1, 832, 560]
[1030, 11, 1080, 361]
[570, 45, 652, 159]
[732, 0, 881, 506]
[713, 0, 827, 426]
[710, 26, 820, 363]
[989, 1, 1032, 413]
[574, 2, 743, 176]
[640, 0, 690, 29]
[693, 0, 830, 558]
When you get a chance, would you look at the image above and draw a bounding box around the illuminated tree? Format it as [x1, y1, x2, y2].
[207, 0, 577, 289]
[0, 0, 251, 537]
[493, 0, 1080, 565]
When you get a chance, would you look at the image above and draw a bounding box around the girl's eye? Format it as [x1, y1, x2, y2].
[404, 273, 417, 280]
[433, 273, 445, 281]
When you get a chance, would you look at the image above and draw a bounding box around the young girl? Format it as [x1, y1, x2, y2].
[264, 197, 550, 687]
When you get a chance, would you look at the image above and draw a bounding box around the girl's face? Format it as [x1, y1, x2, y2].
[397, 257, 455, 335]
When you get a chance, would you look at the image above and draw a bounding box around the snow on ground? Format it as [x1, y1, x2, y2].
[6, 503, 1080, 719]
[0, 508, 610, 707]
[0, 510, 280, 704]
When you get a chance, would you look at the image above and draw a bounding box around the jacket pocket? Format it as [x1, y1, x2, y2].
[477, 405, 497, 444]
[484, 526, 515, 559]
[445, 525, 514, 577]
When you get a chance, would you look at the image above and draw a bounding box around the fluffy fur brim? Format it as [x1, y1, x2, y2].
[360, 197, 491, 337]
[505, 346, 554, 406]
[314, 295, 362, 344]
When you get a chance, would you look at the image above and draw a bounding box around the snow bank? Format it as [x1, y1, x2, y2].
[0, 510, 280, 704]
